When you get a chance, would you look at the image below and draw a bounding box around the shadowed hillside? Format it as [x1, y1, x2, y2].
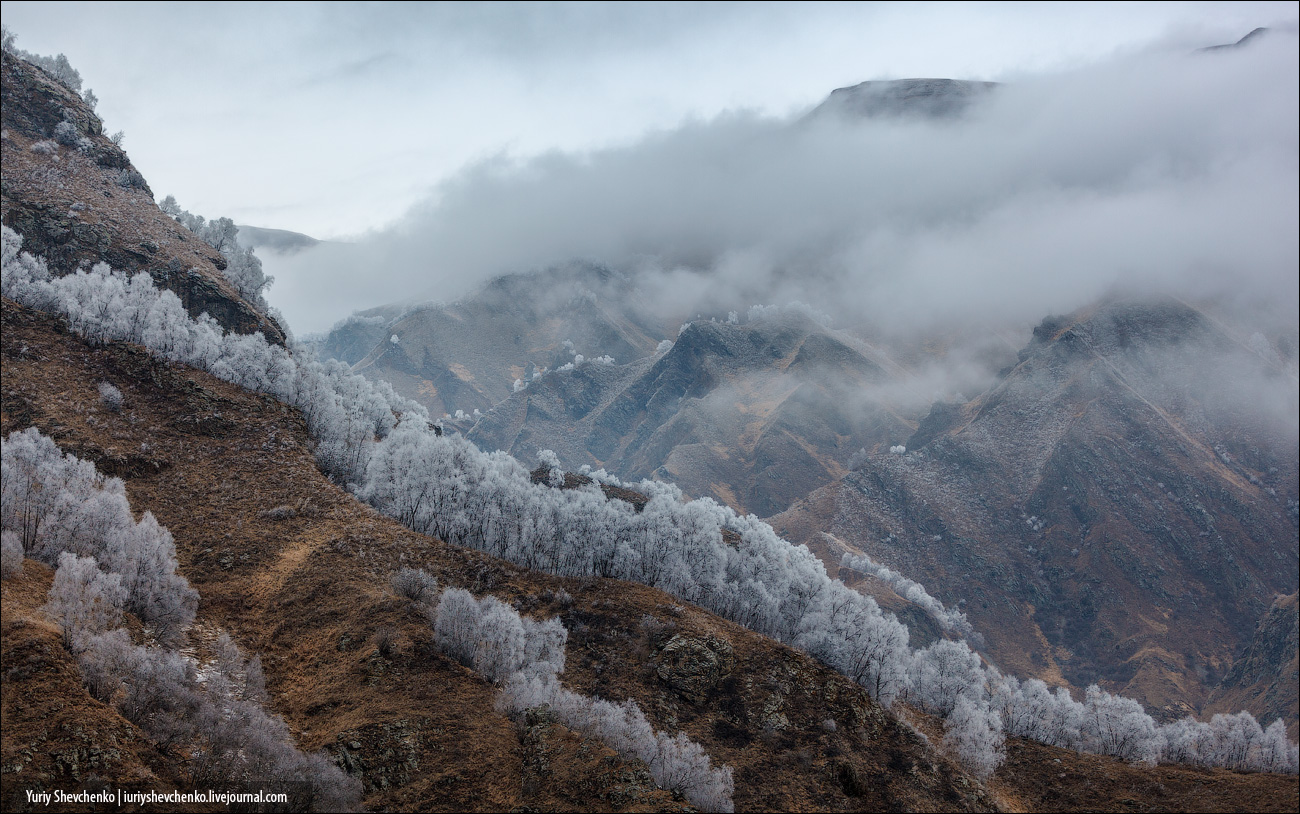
[772, 299, 1299, 728]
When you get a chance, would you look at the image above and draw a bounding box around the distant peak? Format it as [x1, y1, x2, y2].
[809, 78, 999, 121]
[1198, 26, 1275, 52]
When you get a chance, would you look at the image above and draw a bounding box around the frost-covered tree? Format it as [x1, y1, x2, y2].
[42, 552, 126, 649]
[432, 587, 565, 683]
[2, 27, 83, 92]
[2, 428, 197, 645]
[907, 639, 986, 717]
[158, 200, 273, 310]
[1081, 684, 1161, 765]
[1257, 719, 1300, 774]
[1, 529, 24, 580]
[944, 694, 1005, 780]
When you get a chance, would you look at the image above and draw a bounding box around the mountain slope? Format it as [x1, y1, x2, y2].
[807, 78, 999, 120]
[0, 50, 283, 344]
[1206, 592, 1300, 739]
[772, 298, 1299, 724]
[341, 264, 669, 418]
[1, 296, 999, 811]
[470, 311, 924, 517]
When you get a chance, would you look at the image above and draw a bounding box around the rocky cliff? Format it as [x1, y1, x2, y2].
[0, 49, 284, 344]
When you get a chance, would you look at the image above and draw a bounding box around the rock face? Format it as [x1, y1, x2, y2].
[1207, 592, 1300, 738]
[656, 633, 736, 703]
[772, 298, 1299, 726]
[807, 78, 999, 120]
[0, 49, 284, 344]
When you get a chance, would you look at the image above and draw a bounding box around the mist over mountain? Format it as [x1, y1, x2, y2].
[4, 14, 1299, 812]
[271, 33, 1298, 345]
[234, 224, 322, 255]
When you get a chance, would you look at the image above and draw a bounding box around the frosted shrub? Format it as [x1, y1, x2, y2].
[98, 381, 123, 412]
[53, 120, 80, 146]
[391, 566, 438, 604]
[75, 629, 362, 808]
[497, 676, 735, 811]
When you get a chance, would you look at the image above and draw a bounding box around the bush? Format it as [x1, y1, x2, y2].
[390, 566, 438, 604]
[117, 168, 147, 190]
[98, 381, 123, 412]
[53, 120, 80, 146]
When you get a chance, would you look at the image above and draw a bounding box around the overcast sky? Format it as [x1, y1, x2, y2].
[3, 2, 1297, 334]
[3, 1, 1292, 239]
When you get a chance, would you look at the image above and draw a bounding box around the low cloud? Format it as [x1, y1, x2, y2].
[270, 34, 1297, 345]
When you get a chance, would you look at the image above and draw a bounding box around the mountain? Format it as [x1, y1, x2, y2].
[0, 50, 283, 344]
[1200, 27, 1274, 52]
[2, 268, 998, 812]
[1206, 592, 1300, 738]
[771, 298, 1299, 725]
[470, 309, 930, 517]
[807, 78, 999, 120]
[5, 32, 1297, 810]
[235, 224, 322, 255]
[341, 264, 670, 418]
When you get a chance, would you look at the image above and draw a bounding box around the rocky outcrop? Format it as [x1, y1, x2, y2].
[0, 49, 284, 344]
[656, 634, 736, 703]
[1208, 593, 1300, 738]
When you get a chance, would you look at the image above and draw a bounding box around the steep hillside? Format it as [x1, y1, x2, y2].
[1206, 593, 1300, 739]
[471, 311, 921, 517]
[1, 561, 199, 809]
[0, 50, 283, 344]
[772, 299, 1299, 726]
[6, 297, 1296, 811]
[338, 264, 668, 417]
[1, 297, 999, 812]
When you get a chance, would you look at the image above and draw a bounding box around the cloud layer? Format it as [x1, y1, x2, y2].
[269, 33, 1298, 340]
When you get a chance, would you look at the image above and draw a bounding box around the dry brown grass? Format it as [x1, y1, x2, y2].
[1, 298, 1005, 811]
[4, 298, 1294, 811]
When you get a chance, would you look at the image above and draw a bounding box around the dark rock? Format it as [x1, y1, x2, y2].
[655, 633, 735, 703]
